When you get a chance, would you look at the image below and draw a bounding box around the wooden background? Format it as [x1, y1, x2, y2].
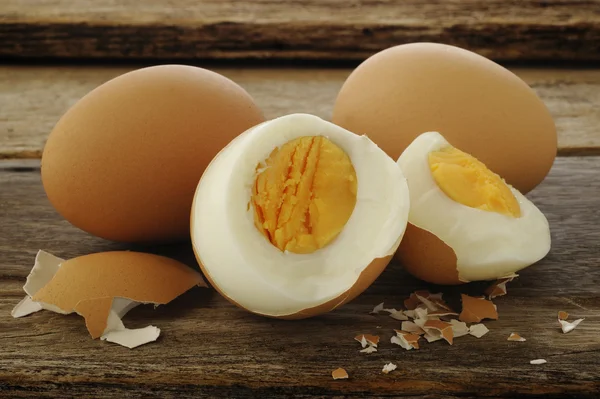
[1, 1, 599, 398]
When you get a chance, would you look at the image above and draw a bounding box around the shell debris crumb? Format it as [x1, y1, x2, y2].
[459, 294, 499, 323]
[355, 334, 380, 347]
[485, 274, 518, 299]
[392, 330, 421, 350]
[332, 368, 349, 380]
[401, 321, 426, 335]
[530, 359, 547, 365]
[360, 345, 378, 354]
[422, 320, 454, 345]
[382, 362, 397, 374]
[468, 323, 489, 338]
[449, 319, 469, 338]
[507, 332, 526, 342]
[558, 311, 569, 321]
[388, 309, 409, 320]
[370, 302, 385, 314]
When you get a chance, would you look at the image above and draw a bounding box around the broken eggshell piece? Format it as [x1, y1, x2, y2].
[191, 113, 410, 319]
[12, 250, 205, 348]
[396, 132, 551, 284]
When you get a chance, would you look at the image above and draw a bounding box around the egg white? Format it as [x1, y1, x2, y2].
[191, 114, 410, 317]
[397, 132, 551, 282]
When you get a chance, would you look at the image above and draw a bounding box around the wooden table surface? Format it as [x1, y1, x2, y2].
[1, 2, 600, 398]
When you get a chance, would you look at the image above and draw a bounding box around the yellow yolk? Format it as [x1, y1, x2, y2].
[428, 146, 521, 218]
[251, 136, 358, 254]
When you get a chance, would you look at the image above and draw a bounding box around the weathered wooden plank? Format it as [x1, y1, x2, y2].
[1, 0, 599, 61]
[1, 66, 599, 159]
[0, 157, 599, 397]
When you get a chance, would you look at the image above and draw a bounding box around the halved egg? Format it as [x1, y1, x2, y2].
[191, 113, 410, 318]
[395, 132, 551, 285]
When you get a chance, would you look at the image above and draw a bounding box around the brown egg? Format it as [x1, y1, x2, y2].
[332, 43, 557, 194]
[42, 65, 265, 243]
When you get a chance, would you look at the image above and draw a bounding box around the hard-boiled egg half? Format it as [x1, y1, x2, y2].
[191, 114, 410, 318]
[396, 132, 551, 285]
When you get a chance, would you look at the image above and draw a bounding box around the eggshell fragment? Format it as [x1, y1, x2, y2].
[468, 323, 489, 338]
[558, 311, 569, 321]
[392, 330, 421, 350]
[382, 363, 397, 374]
[459, 294, 499, 323]
[388, 310, 409, 321]
[360, 346, 378, 354]
[401, 321, 425, 335]
[422, 320, 454, 344]
[559, 318, 584, 334]
[12, 250, 205, 348]
[530, 359, 547, 365]
[332, 368, 349, 380]
[485, 274, 518, 299]
[355, 334, 380, 347]
[370, 302, 385, 314]
[508, 333, 526, 342]
[449, 320, 470, 338]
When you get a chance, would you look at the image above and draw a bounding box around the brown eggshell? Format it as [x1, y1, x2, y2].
[42, 65, 265, 243]
[191, 203, 393, 318]
[32, 251, 205, 337]
[395, 223, 462, 285]
[332, 42, 557, 193]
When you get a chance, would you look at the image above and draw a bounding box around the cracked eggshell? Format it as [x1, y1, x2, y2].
[190, 114, 410, 319]
[42, 65, 265, 244]
[32, 251, 205, 338]
[332, 42, 557, 194]
[395, 132, 551, 285]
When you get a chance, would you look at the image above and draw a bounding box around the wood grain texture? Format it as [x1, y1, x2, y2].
[1, 157, 599, 398]
[1, 65, 600, 159]
[1, 0, 600, 61]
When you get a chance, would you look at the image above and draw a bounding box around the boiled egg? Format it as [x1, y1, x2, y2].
[191, 114, 410, 318]
[395, 132, 551, 285]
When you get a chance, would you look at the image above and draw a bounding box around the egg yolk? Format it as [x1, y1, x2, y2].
[251, 136, 358, 254]
[428, 146, 521, 218]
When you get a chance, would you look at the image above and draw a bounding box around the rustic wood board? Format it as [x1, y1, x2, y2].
[1, 157, 599, 398]
[1, 0, 600, 62]
[1, 65, 600, 159]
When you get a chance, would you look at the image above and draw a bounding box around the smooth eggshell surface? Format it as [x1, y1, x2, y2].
[332, 42, 557, 194]
[42, 65, 265, 243]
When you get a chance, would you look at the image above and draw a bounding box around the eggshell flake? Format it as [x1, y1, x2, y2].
[392, 330, 421, 350]
[485, 274, 518, 299]
[360, 346, 378, 354]
[389, 310, 409, 321]
[401, 321, 425, 335]
[22, 250, 204, 340]
[558, 311, 569, 321]
[468, 323, 489, 338]
[422, 320, 454, 345]
[459, 294, 499, 323]
[42, 65, 265, 243]
[449, 320, 470, 338]
[332, 368, 349, 380]
[370, 302, 385, 314]
[530, 359, 547, 365]
[559, 318, 584, 334]
[332, 42, 557, 194]
[508, 333, 526, 342]
[355, 334, 380, 347]
[382, 363, 397, 374]
[191, 114, 410, 319]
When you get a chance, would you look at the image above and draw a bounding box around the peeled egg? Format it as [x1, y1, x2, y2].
[395, 132, 551, 285]
[332, 42, 557, 194]
[191, 114, 410, 318]
[42, 65, 265, 243]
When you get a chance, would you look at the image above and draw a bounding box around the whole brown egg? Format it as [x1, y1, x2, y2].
[332, 43, 557, 194]
[42, 65, 265, 243]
